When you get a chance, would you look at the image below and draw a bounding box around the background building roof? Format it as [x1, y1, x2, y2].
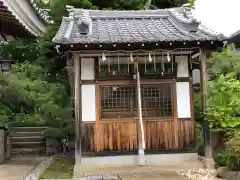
[0, 0, 48, 38]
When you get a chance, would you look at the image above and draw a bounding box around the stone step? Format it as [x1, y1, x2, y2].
[11, 147, 45, 155]
[11, 131, 43, 137]
[12, 141, 45, 149]
[11, 136, 44, 142]
[11, 126, 47, 132]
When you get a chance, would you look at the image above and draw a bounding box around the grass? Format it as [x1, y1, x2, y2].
[39, 156, 74, 179]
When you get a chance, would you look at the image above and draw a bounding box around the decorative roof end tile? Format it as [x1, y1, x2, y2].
[75, 9, 92, 36]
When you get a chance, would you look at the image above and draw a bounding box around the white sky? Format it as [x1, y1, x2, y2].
[194, 0, 240, 37]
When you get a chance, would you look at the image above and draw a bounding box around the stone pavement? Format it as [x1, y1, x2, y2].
[119, 171, 190, 180]
[73, 162, 203, 180]
[0, 156, 45, 180]
[72, 171, 190, 180]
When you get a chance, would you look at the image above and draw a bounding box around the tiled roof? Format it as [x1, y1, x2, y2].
[27, 0, 51, 23]
[0, 0, 47, 37]
[53, 6, 226, 45]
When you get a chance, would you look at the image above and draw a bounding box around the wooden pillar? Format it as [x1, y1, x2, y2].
[95, 84, 100, 152]
[74, 54, 82, 164]
[134, 61, 145, 165]
[172, 78, 179, 148]
[200, 50, 214, 169]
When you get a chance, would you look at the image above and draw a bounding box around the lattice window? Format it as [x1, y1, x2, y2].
[100, 84, 173, 119]
[141, 84, 172, 117]
[100, 86, 135, 118]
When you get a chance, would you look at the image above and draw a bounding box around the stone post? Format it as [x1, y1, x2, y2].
[4, 130, 11, 160]
[0, 125, 5, 164]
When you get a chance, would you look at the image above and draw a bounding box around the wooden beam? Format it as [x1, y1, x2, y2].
[95, 84, 100, 152]
[58, 41, 223, 53]
[172, 79, 178, 148]
[74, 53, 82, 164]
[73, 51, 194, 58]
[200, 50, 214, 169]
[0, 16, 18, 24]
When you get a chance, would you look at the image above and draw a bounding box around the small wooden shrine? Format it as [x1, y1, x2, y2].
[53, 5, 226, 165]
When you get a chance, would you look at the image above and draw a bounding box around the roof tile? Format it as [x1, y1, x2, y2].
[53, 7, 226, 45]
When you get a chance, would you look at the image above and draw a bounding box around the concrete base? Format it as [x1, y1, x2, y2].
[73, 153, 202, 178]
[78, 153, 198, 166]
[203, 158, 215, 170]
[138, 149, 145, 166]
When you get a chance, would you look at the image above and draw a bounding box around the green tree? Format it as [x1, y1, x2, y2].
[208, 45, 240, 80]
[207, 74, 240, 129]
[152, 0, 188, 9]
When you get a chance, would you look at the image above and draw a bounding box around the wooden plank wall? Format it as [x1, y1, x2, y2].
[144, 120, 175, 150]
[178, 119, 195, 149]
[81, 122, 95, 152]
[81, 119, 195, 152]
[98, 120, 138, 152]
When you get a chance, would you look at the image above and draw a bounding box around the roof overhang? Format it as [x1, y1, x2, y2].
[57, 40, 226, 53]
[53, 6, 227, 52]
[0, 0, 48, 38]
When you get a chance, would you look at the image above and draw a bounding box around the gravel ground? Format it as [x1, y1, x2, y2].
[178, 169, 226, 180]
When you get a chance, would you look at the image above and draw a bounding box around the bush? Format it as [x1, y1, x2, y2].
[195, 96, 203, 124]
[225, 131, 240, 170]
[215, 152, 230, 167]
[42, 119, 74, 142]
[207, 74, 240, 129]
[214, 131, 240, 170]
[196, 122, 204, 155]
[8, 113, 46, 127]
[194, 94, 204, 156]
[42, 119, 74, 154]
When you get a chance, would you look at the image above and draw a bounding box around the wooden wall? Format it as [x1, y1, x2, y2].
[79, 55, 195, 154]
[81, 119, 195, 153]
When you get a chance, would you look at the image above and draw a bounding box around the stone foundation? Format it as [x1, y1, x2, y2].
[73, 153, 202, 178]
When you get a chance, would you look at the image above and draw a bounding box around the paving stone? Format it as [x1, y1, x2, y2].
[74, 175, 121, 180]
[0, 156, 45, 180]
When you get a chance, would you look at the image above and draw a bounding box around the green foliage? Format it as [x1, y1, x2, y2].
[206, 46, 240, 129]
[0, 104, 12, 124]
[9, 113, 46, 127]
[215, 152, 230, 167]
[188, 0, 195, 8]
[208, 45, 240, 80]
[194, 93, 203, 124]
[42, 120, 74, 141]
[215, 132, 240, 170]
[207, 48, 240, 169]
[196, 122, 204, 155]
[0, 63, 70, 125]
[153, 0, 188, 8]
[207, 74, 240, 129]
[226, 132, 240, 170]
[0, 40, 39, 63]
